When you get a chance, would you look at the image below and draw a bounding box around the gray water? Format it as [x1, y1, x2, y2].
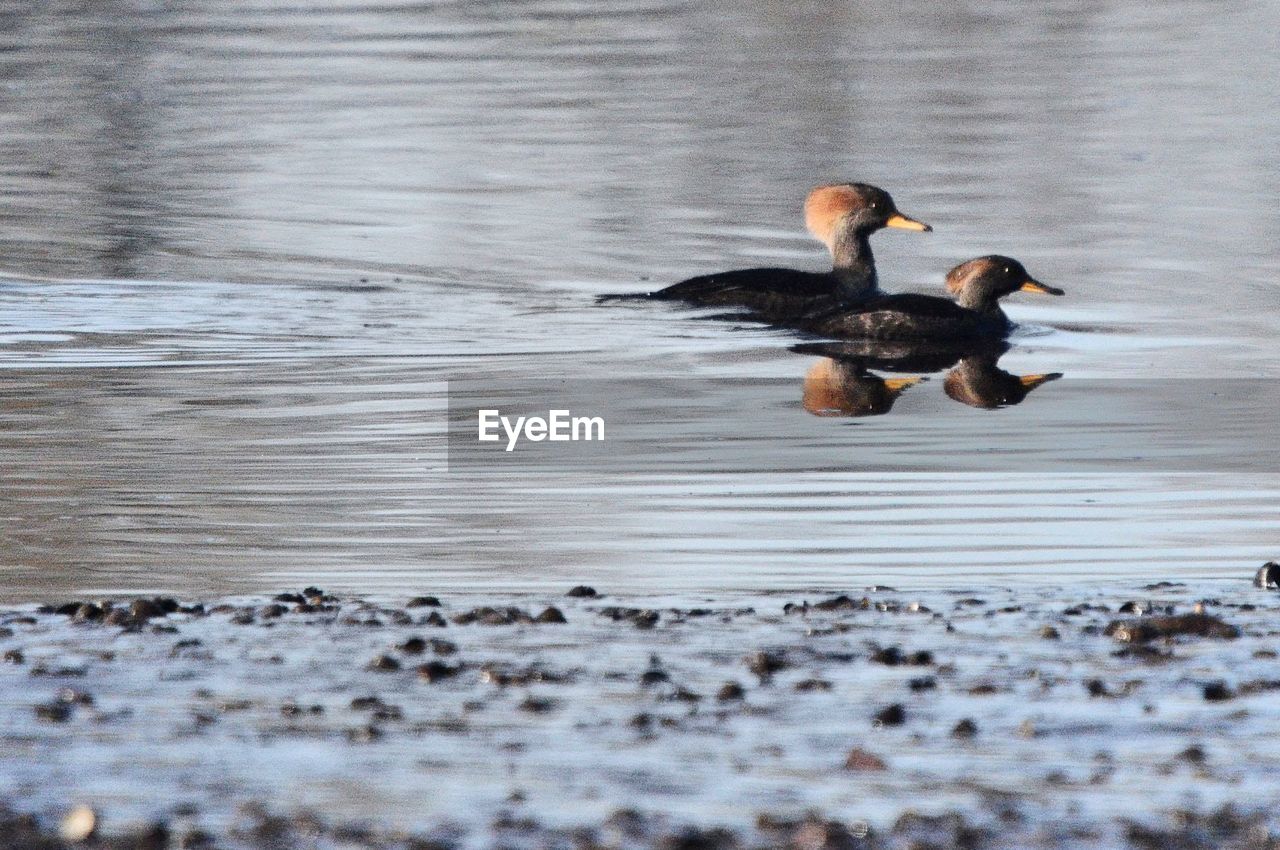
[1, 0, 1278, 600]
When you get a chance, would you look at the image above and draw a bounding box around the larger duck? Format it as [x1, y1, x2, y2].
[627, 183, 931, 322]
[796, 255, 1062, 342]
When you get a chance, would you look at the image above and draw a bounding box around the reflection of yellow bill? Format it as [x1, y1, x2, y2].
[1019, 373, 1061, 390]
[884, 377, 924, 392]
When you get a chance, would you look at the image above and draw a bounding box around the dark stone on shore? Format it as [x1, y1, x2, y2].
[1254, 562, 1280, 589]
[1086, 679, 1110, 697]
[367, 655, 400, 672]
[34, 701, 71, 722]
[951, 718, 978, 739]
[870, 646, 933, 667]
[275, 592, 305, 604]
[535, 606, 567, 624]
[1105, 613, 1240, 643]
[3, 650, 23, 665]
[716, 682, 745, 702]
[407, 595, 441, 607]
[873, 703, 906, 726]
[73, 603, 104, 623]
[641, 669, 669, 687]
[1202, 681, 1234, 702]
[795, 678, 832, 692]
[397, 637, 427, 654]
[1179, 744, 1207, 764]
[597, 607, 660, 628]
[908, 676, 936, 692]
[519, 696, 557, 714]
[566, 585, 598, 598]
[417, 661, 461, 683]
[421, 612, 447, 627]
[744, 650, 787, 679]
[1040, 625, 1061, 639]
[843, 747, 887, 771]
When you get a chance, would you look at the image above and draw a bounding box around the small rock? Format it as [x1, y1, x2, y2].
[368, 655, 400, 672]
[1203, 681, 1234, 702]
[844, 747, 888, 771]
[73, 603, 104, 623]
[60, 805, 97, 842]
[745, 650, 787, 678]
[535, 606, 567, 624]
[1039, 625, 1061, 640]
[519, 696, 557, 713]
[716, 682, 745, 702]
[1179, 744, 1207, 764]
[873, 704, 906, 727]
[407, 596, 441, 607]
[640, 669, 670, 687]
[417, 661, 461, 683]
[951, 718, 978, 739]
[397, 637, 427, 654]
[566, 585, 598, 598]
[35, 701, 72, 722]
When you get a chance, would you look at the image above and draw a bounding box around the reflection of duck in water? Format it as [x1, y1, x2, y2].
[606, 183, 931, 322]
[795, 339, 1061, 416]
[797, 255, 1062, 341]
[802, 358, 923, 418]
[943, 350, 1061, 409]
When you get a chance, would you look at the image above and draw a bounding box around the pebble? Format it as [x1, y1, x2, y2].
[716, 682, 745, 702]
[535, 606, 567, 624]
[744, 650, 787, 679]
[872, 704, 906, 727]
[59, 805, 97, 842]
[843, 747, 888, 771]
[566, 585, 598, 598]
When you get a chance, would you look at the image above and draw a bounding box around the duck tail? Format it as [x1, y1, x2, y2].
[595, 291, 656, 303]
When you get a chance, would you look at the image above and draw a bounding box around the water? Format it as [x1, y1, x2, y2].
[1, 0, 1278, 600]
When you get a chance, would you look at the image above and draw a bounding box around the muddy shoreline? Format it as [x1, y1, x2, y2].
[3, 580, 1279, 849]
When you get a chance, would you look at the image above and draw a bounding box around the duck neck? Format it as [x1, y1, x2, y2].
[830, 228, 878, 299]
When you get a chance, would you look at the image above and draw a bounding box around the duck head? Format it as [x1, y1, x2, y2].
[804, 183, 931, 254]
[944, 255, 1063, 311]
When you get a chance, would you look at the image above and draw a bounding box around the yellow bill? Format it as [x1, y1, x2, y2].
[1019, 280, 1064, 296]
[885, 213, 932, 232]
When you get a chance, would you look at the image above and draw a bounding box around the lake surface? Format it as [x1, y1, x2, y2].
[1, 0, 1277, 600]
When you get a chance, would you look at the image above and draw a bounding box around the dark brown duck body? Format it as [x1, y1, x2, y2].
[633, 183, 930, 322]
[797, 256, 1062, 342]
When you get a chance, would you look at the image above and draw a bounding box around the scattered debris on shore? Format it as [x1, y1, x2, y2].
[2, 573, 1280, 849]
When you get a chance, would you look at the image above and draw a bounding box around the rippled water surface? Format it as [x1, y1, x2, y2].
[1, 0, 1278, 599]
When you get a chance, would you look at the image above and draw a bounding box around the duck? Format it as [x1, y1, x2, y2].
[605, 183, 931, 322]
[796, 255, 1062, 341]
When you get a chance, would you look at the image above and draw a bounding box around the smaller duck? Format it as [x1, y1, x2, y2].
[797, 255, 1062, 342]
[608, 183, 931, 322]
